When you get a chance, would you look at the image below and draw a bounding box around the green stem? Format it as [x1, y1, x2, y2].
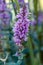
[37, 50, 41, 65]
[11, 0, 17, 15]
[13, 0, 20, 12]
[33, 1, 41, 65]
[33, 0, 38, 20]
[27, 36, 35, 65]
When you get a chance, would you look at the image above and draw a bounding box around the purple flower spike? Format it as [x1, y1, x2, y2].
[13, 5, 30, 45]
[0, 0, 11, 30]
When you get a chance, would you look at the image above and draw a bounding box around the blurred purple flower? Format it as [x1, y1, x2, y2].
[13, 5, 30, 45]
[38, 12, 43, 25]
[30, 20, 36, 26]
[30, 12, 43, 27]
[18, 0, 24, 3]
[18, 0, 24, 7]
[0, 0, 11, 29]
[0, 0, 6, 12]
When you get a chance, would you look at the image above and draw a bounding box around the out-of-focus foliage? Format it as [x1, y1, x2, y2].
[0, 0, 43, 65]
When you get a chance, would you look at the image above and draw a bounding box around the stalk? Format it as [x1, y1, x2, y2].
[33, 0, 41, 65]
[33, 0, 38, 20]
[13, 0, 20, 12]
[11, 0, 17, 14]
[27, 36, 35, 65]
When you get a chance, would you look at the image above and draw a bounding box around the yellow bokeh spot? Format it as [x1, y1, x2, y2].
[39, 0, 43, 10]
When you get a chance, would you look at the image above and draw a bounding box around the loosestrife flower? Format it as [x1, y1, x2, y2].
[0, 0, 6, 12]
[0, 0, 11, 29]
[13, 5, 30, 46]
